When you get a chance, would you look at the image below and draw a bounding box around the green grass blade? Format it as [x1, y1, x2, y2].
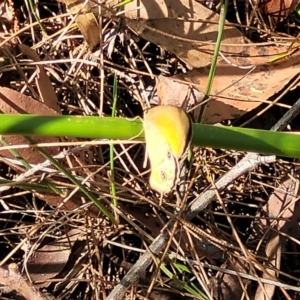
[192, 124, 300, 158]
[160, 262, 208, 299]
[28, 0, 47, 33]
[198, 0, 229, 123]
[0, 136, 31, 170]
[25, 136, 116, 224]
[0, 177, 61, 192]
[0, 114, 142, 139]
[110, 74, 118, 212]
[1, 114, 300, 158]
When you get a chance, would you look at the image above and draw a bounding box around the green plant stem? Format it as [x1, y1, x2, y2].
[110, 74, 118, 213]
[25, 136, 116, 224]
[197, 0, 229, 123]
[28, 0, 47, 33]
[192, 124, 300, 158]
[0, 178, 59, 192]
[0, 137, 31, 170]
[0, 114, 142, 139]
[1, 114, 300, 158]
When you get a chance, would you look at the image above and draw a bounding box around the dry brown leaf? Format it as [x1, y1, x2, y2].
[156, 75, 205, 109]
[26, 229, 82, 286]
[254, 231, 281, 300]
[0, 87, 100, 216]
[109, 1, 300, 122]
[65, 0, 100, 50]
[262, 0, 299, 24]
[212, 171, 300, 299]
[250, 172, 300, 299]
[126, 18, 244, 68]
[18, 44, 60, 113]
[211, 257, 250, 299]
[121, 0, 245, 68]
[167, 45, 300, 123]
[0, 87, 60, 163]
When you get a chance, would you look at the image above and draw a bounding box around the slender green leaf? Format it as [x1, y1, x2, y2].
[198, 0, 229, 122]
[110, 74, 118, 210]
[0, 114, 300, 158]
